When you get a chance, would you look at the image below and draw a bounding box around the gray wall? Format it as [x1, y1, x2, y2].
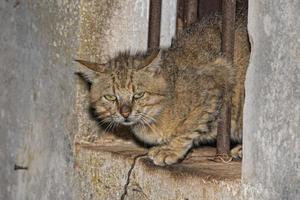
[0, 0, 176, 199]
[0, 1, 80, 199]
[243, 0, 300, 199]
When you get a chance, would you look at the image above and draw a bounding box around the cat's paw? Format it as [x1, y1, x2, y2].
[148, 146, 186, 166]
[231, 144, 243, 160]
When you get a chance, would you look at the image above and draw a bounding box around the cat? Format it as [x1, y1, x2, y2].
[75, 16, 250, 166]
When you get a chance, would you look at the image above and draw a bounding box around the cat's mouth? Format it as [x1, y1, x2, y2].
[121, 121, 135, 126]
[119, 118, 136, 126]
[117, 115, 143, 126]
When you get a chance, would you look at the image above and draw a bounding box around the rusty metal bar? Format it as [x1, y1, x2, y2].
[176, 0, 184, 34]
[148, 0, 162, 49]
[198, 0, 221, 20]
[176, 0, 198, 34]
[221, 0, 236, 61]
[183, 0, 198, 27]
[216, 0, 236, 157]
[216, 99, 232, 156]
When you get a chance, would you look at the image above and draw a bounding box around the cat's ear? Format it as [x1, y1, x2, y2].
[75, 72, 94, 90]
[74, 59, 108, 86]
[135, 49, 161, 74]
[74, 59, 109, 73]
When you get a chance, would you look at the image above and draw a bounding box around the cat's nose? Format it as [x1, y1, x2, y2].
[120, 104, 132, 118]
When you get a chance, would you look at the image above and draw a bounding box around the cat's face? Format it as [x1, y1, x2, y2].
[77, 51, 168, 127]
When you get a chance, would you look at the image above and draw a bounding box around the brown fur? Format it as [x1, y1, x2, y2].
[76, 16, 250, 166]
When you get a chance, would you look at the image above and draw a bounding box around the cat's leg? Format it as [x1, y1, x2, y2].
[148, 132, 199, 166]
[149, 104, 218, 166]
[230, 144, 242, 160]
[149, 88, 223, 166]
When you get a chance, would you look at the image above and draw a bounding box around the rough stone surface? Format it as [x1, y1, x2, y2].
[0, 1, 80, 199]
[0, 1, 177, 199]
[76, 136, 242, 200]
[160, 0, 177, 48]
[243, 0, 300, 199]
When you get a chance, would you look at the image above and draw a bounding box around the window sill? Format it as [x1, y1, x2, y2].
[75, 135, 241, 200]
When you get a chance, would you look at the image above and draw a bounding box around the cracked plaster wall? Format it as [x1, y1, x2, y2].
[0, 1, 80, 200]
[0, 0, 176, 199]
[243, 0, 300, 199]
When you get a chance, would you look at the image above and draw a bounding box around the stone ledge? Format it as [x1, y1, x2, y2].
[75, 136, 241, 200]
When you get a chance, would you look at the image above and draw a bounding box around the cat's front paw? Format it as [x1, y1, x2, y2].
[231, 144, 243, 160]
[148, 146, 186, 166]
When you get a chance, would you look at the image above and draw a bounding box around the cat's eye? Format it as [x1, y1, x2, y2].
[133, 92, 145, 99]
[104, 95, 117, 101]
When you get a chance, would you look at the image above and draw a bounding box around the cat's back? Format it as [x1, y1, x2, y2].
[163, 17, 221, 70]
[175, 58, 234, 99]
[159, 15, 249, 142]
[162, 15, 249, 70]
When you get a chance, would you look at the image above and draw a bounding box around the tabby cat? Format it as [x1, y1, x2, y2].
[76, 17, 250, 166]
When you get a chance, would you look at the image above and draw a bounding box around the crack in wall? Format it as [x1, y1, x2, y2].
[120, 153, 148, 200]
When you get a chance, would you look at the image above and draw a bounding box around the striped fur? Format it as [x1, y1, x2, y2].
[77, 16, 250, 165]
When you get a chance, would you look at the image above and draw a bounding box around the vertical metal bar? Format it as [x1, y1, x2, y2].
[221, 0, 236, 61]
[184, 0, 198, 27]
[148, 0, 162, 49]
[216, 98, 232, 155]
[176, 0, 198, 35]
[176, 0, 184, 35]
[198, 0, 221, 20]
[216, 0, 236, 157]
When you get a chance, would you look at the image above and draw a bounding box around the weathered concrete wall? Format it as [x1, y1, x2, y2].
[243, 0, 300, 199]
[76, 139, 242, 200]
[0, 0, 177, 199]
[0, 1, 80, 199]
[160, 0, 177, 48]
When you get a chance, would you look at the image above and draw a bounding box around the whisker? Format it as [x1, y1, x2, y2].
[96, 116, 110, 124]
[97, 119, 109, 126]
[140, 112, 156, 124]
[138, 117, 147, 130]
[140, 116, 159, 136]
[111, 121, 119, 131]
[104, 121, 114, 134]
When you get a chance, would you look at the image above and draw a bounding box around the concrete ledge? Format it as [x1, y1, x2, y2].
[75, 136, 241, 200]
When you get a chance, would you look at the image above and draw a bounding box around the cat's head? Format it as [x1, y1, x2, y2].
[76, 50, 168, 128]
